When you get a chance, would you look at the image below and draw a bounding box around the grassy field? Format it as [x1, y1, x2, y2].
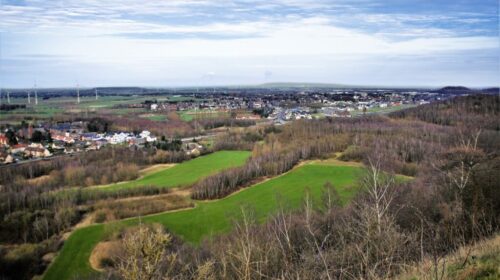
[179, 110, 230, 122]
[0, 95, 162, 122]
[43, 163, 365, 280]
[94, 151, 251, 192]
[140, 114, 168, 121]
[351, 104, 416, 116]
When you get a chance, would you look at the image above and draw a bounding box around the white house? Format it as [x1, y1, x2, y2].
[139, 130, 157, 142]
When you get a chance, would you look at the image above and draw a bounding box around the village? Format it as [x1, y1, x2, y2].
[0, 122, 166, 164]
[0, 88, 443, 165]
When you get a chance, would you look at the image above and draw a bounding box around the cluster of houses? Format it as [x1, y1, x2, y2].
[0, 122, 159, 164]
[139, 89, 423, 126]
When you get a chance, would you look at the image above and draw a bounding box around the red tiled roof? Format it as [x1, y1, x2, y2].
[12, 144, 27, 148]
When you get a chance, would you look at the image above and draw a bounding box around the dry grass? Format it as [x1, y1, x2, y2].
[92, 194, 193, 223]
[138, 163, 176, 176]
[308, 158, 364, 167]
[398, 235, 500, 280]
[26, 175, 53, 186]
[88, 163, 175, 189]
[89, 241, 123, 271]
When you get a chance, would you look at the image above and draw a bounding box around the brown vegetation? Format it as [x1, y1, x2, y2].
[92, 194, 193, 223]
[1, 94, 500, 280]
[97, 95, 499, 280]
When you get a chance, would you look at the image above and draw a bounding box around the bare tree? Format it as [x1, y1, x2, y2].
[117, 224, 176, 280]
[360, 156, 396, 234]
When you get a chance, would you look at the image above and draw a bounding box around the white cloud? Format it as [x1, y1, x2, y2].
[0, 0, 498, 87]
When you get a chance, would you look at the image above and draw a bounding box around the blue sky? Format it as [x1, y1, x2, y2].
[0, 0, 498, 88]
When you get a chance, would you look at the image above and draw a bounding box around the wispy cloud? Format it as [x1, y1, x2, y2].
[0, 0, 498, 87]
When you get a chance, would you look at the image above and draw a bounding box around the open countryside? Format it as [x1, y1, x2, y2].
[1, 0, 499, 279]
[44, 162, 372, 280]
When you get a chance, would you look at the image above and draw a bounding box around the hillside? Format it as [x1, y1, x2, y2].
[390, 94, 500, 131]
[42, 162, 366, 280]
[400, 235, 499, 280]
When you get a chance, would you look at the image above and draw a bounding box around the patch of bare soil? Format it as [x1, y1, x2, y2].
[89, 240, 123, 271]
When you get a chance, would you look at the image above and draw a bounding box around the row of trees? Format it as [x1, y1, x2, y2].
[192, 113, 466, 200]
[192, 133, 350, 199]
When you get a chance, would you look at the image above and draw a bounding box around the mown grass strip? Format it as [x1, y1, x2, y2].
[97, 150, 251, 191]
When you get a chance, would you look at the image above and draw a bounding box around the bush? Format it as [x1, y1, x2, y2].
[339, 145, 367, 162]
[401, 162, 418, 177]
[99, 257, 115, 268]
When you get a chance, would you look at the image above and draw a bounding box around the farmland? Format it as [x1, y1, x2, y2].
[93, 150, 251, 191]
[179, 109, 230, 122]
[43, 162, 366, 280]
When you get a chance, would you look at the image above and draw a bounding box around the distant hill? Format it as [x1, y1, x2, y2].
[483, 87, 500, 94]
[254, 82, 353, 89]
[435, 86, 472, 95]
[435, 86, 499, 95]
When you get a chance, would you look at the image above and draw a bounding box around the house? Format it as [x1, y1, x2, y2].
[139, 130, 157, 142]
[0, 150, 14, 164]
[128, 137, 146, 147]
[51, 140, 66, 151]
[51, 130, 77, 143]
[81, 132, 99, 141]
[24, 143, 51, 158]
[10, 144, 27, 154]
[106, 132, 131, 144]
[0, 134, 8, 146]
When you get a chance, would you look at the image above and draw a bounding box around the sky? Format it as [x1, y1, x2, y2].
[0, 0, 499, 88]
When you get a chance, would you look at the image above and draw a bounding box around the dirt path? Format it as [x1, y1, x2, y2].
[112, 188, 192, 203]
[139, 163, 176, 175]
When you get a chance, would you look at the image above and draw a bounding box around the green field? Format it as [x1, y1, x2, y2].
[0, 95, 165, 123]
[179, 110, 230, 122]
[43, 163, 365, 280]
[95, 151, 251, 192]
[141, 114, 167, 121]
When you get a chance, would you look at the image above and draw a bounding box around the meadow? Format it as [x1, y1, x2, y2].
[94, 150, 251, 192]
[43, 163, 365, 280]
[179, 109, 230, 122]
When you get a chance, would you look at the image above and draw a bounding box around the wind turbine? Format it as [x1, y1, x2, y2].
[7, 91, 10, 104]
[34, 81, 38, 105]
[27, 90, 31, 104]
[95, 88, 98, 100]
